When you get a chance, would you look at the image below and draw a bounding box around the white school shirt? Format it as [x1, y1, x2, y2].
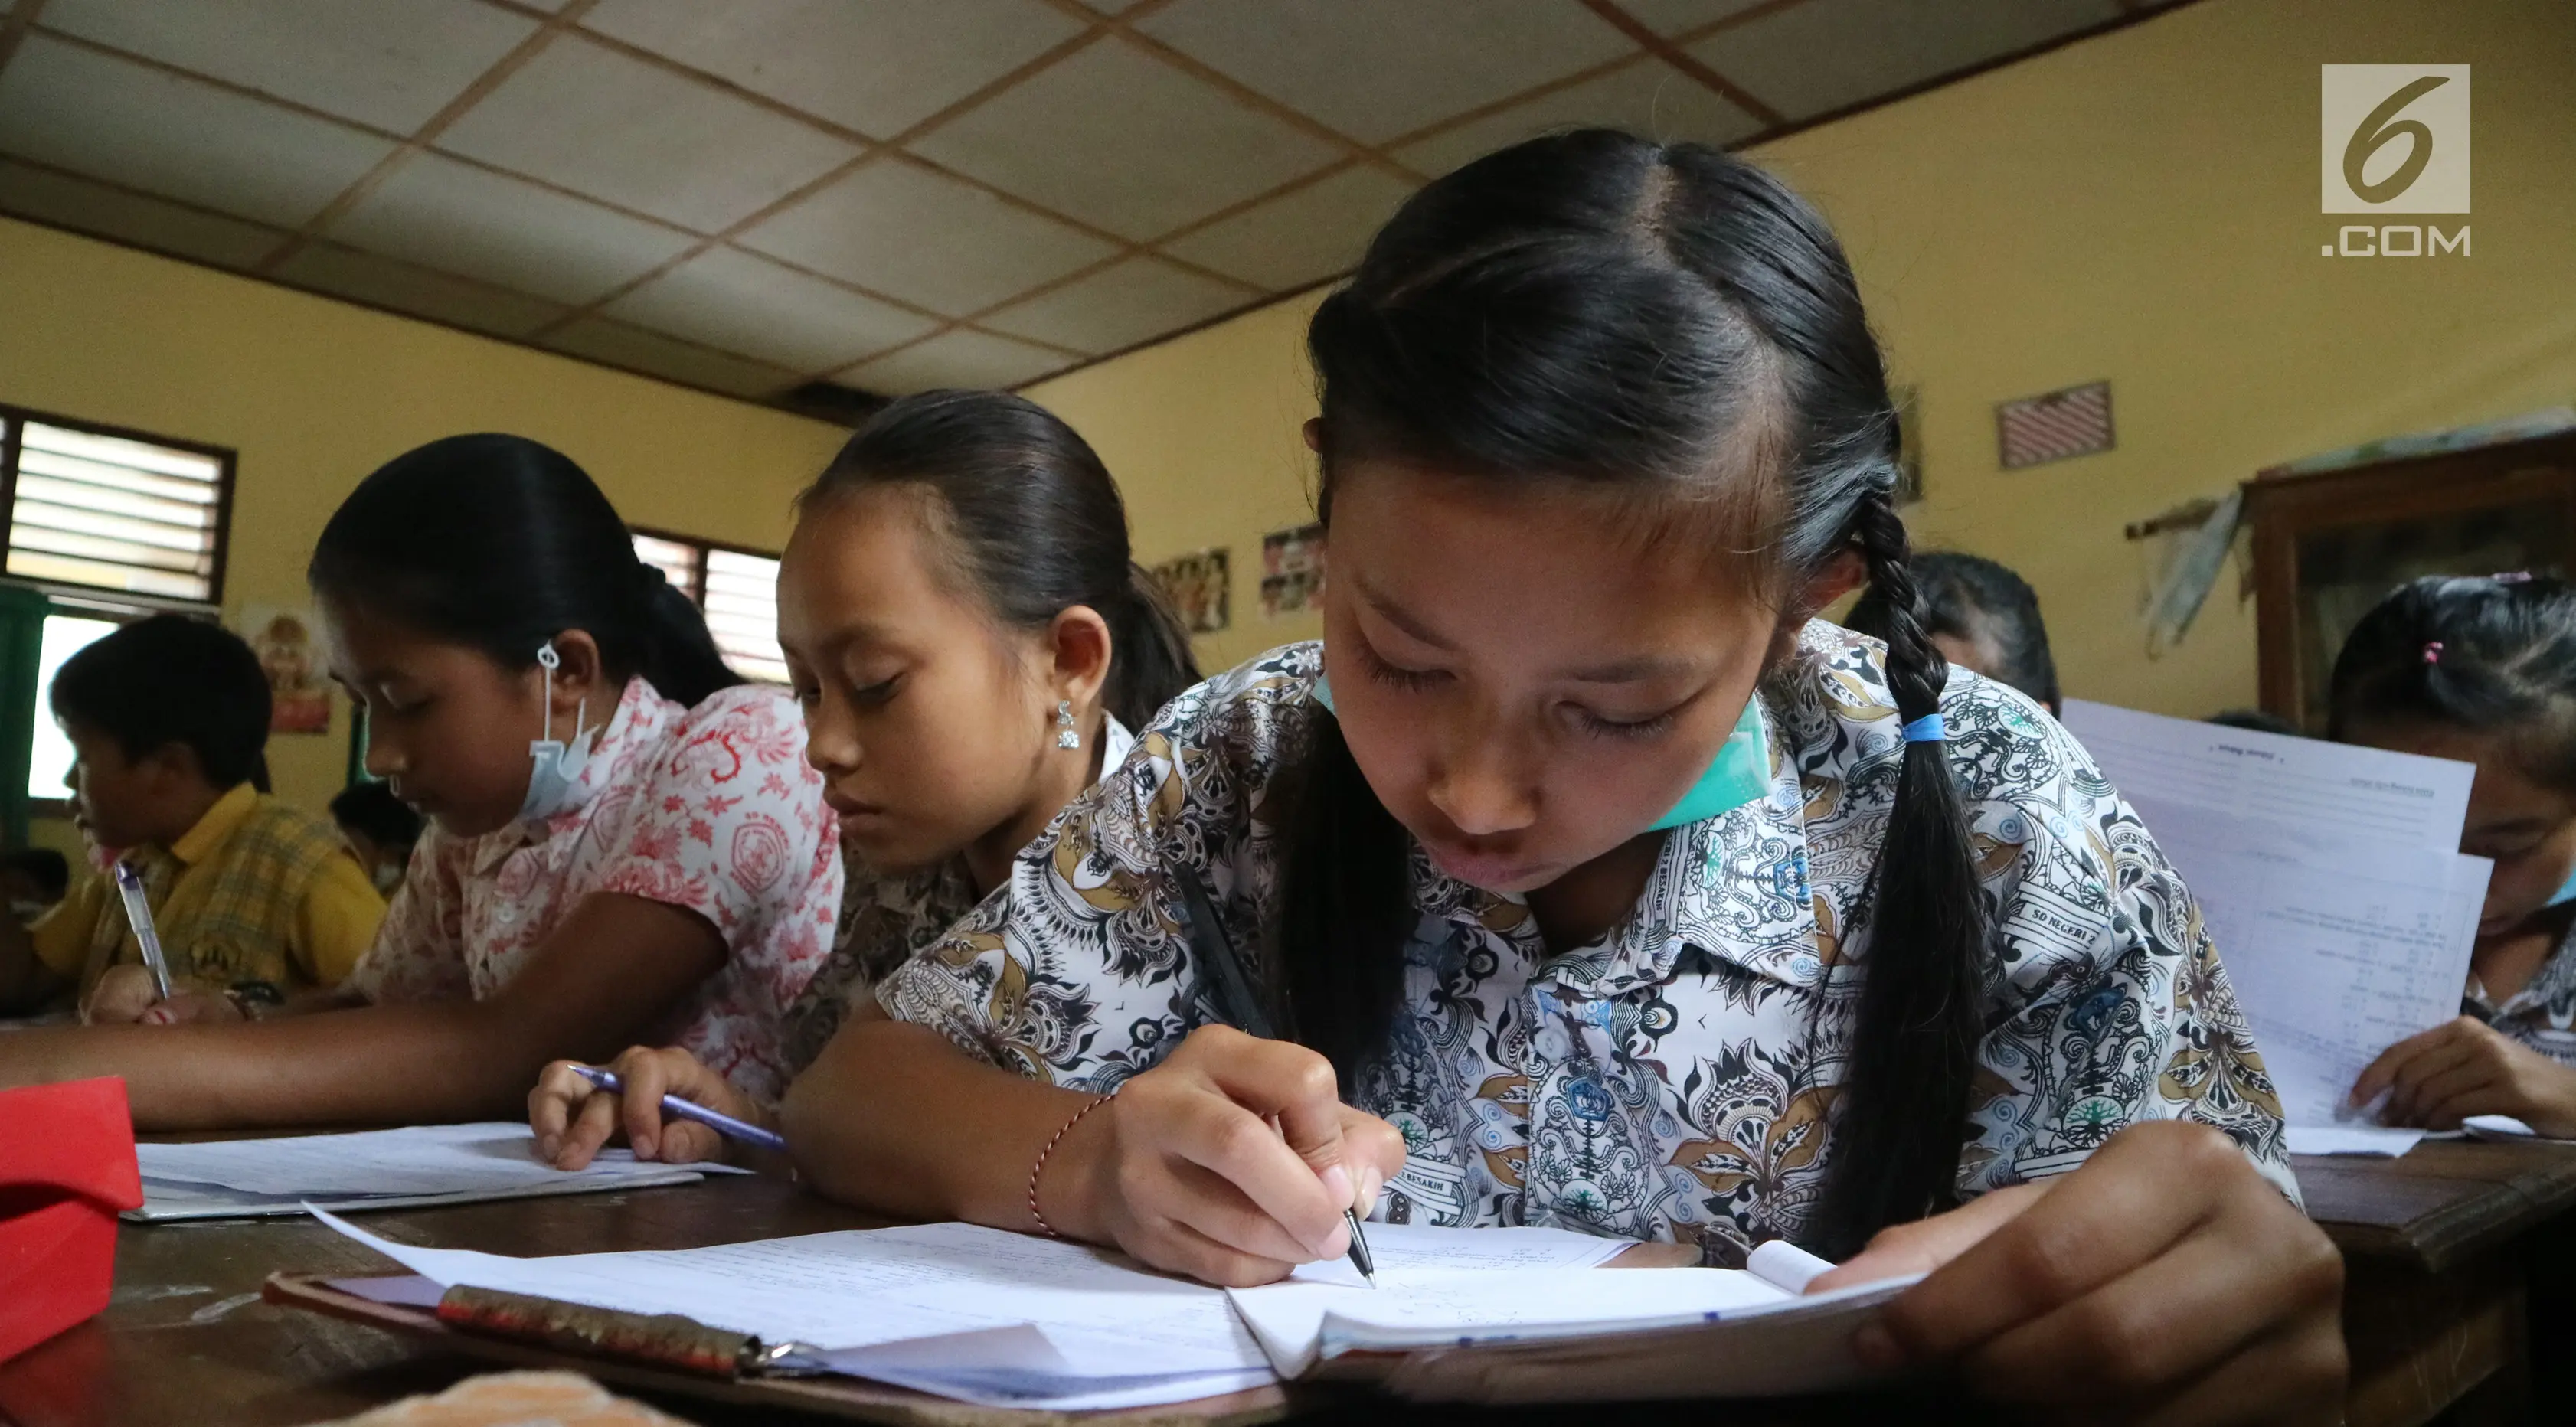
[878, 629, 2297, 1265]
[344, 677, 844, 1104]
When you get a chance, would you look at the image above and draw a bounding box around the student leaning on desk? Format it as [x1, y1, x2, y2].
[528, 390, 1202, 1167]
[2336, 575, 2576, 1135]
[0, 436, 842, 1125]
[0, 616, 384, 1024]
[772, 132, 2346, 1422]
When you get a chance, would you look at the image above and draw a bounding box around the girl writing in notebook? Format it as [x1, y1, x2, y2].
[2336, 574, 2576, 1132]
[0, 436, 842, 1125]
[528, 390, 1200, 1168]
[780, 132, 2346, 1417]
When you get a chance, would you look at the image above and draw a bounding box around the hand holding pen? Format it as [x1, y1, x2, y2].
[530, 1046, 783, 1170]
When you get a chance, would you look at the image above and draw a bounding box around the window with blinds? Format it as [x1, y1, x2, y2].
[0, 410, 233, 605]
[629, 529, 786, 685]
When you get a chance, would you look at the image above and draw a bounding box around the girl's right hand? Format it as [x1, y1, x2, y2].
[530, 1045, 763, 1170]
[1052, 1024, 1407, 1288]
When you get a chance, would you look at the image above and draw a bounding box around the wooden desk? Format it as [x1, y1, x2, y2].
[0, 1177, 1954, 1427]
[2295, 1139, 2576, 1427]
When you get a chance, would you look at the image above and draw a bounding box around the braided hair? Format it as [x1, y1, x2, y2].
[2329, 574, 2576, 789]
[1283, 129, 1987, 1258]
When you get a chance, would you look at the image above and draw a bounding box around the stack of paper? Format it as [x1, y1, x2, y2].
[315, 1212, 1912, 1409]
[132, 1122, 740, 1221]
[2062, 701, 2488, 1156]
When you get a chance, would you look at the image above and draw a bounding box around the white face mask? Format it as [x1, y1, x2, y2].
[518, 641, 599, 823]
[371, 860, 405, 894]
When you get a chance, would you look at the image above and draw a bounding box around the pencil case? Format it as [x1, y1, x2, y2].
[0, 1076, 142, 1363]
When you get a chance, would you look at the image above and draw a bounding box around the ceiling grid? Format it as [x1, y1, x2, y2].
[0, 0, 2177, 412]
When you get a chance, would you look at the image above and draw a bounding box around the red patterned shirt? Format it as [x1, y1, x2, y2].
[343, 677, 842, 1103]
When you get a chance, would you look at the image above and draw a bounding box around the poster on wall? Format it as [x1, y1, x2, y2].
[240, 606, 331, 734]
[1260, 522, 1326, 619]
[1148, 548, 1231, 634]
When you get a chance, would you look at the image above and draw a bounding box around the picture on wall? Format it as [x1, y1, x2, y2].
[241, 605, 331, 734]
[1148, 547, 1231, 634]
[1260, 521, 1326, 619]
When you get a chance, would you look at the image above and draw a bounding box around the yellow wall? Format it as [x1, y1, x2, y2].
[1029, 0, 2576, 717]
[0, 217, 847, 841]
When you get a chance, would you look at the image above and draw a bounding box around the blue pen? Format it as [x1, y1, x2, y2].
[567, 1064, 788, 1156]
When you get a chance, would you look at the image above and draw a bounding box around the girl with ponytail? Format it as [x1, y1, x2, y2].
[533, 391, 1201, 1167]
[2337, 575, 2576, 1134]
[782, 133, 2342, 1416]
[0, 435, 844, 1129]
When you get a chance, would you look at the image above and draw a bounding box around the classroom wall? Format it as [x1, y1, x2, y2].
[1026, 0, 2576, 716]
[0, 217, 848, 847]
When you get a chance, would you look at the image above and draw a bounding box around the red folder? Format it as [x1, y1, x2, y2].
[0, 1077, 141, 1363]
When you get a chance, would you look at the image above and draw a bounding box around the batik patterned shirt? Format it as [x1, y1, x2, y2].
[345, 677, 843, 1105]
[2466, 929, 2576, 1066]
[878, 629, 2294, 1264]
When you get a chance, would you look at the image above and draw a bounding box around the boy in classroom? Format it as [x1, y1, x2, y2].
[2335, 574, 2576, 1133]
[0, 435, 842, 1125]
[1843, 550, 2061, 715]
[775, 132, 2345, 1419]
[329, 779, 421, 896]
[529, 388, 1202, 1167]
[0, 615, 385, 1025]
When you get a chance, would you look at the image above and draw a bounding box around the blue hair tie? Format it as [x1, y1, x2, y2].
[1900, 714, 1946, 743]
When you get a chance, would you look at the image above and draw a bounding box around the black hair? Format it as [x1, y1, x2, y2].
[330, 779, 423, 851]
[2329, 574, 2576, 788]
[1284, 129, 1983, 1259]
[2208, 707, 2303, 738]
[800, 390, 1200, 733]
[309, 434, 741, 708]
[2, 847, 70, 902]
[50, 614, 273, 789]
[1845, 551, 2061, 714]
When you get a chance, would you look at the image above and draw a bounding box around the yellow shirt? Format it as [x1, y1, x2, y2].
[31, 784, 386, 991]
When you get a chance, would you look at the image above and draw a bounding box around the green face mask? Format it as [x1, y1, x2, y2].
[1309, 678, 1770, 833]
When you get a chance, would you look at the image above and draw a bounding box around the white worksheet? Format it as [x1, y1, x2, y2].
[2063, 698, 2473, 852]
[2061, 700, 2488, 1156]
[135, 1122, 734, 1204]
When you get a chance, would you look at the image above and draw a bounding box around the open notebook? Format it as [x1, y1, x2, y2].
[131, 1122, 743, 1221]
[311, 1210, 1914, 1410]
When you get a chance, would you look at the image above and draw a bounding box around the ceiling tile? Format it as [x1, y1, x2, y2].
[0, 158, 286, 268]
[583, 0, 1085, 139]
[1159, 164, 1415, 289]
[541, 316, 805, 399]
[1612, 0, 1775, 37]
[1391, 57, 1764, 175]
[979, 256, 1249, 355]
[434, 32, 861, 232]
[38, 0, 538, 134]
[270, 241, 568, 338]
[0, 34, 396, 227]
[1689, 0, 2120, 122]
[735, 158, 1118, 317]
[325, 152, 697, 305]
[603, 246, 939, 373]
[907, 36, 1340, 241]
[1139, 0, 1636, 146]
[839, 328, 1076, 394]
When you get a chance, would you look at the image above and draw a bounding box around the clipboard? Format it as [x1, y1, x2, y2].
[260, 1272, 1295, 1426]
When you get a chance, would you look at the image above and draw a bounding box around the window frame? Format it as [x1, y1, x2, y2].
[0, 400, 240, 610]
[628, 524, 787, 685]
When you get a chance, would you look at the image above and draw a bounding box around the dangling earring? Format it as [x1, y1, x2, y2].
[1054, 700, 1081, 750]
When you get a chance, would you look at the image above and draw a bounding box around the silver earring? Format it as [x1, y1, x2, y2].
[1054, 700, 1080, 750]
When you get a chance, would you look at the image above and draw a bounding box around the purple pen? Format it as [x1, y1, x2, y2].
[567, 1064, 788, 1155]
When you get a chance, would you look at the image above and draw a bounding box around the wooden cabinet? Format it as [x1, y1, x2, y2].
[2243, 432, 2576, 730]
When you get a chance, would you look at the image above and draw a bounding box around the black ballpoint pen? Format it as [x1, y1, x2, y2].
[1167, 865, 1379, 1288]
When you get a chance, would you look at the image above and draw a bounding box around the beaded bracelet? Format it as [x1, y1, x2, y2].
[1027, 1089, 1117, 1237]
